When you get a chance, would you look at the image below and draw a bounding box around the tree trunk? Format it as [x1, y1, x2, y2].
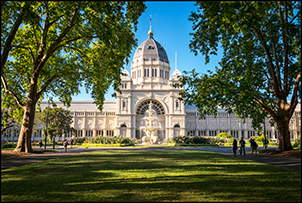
[14, 80, 38, 153]
[276, 116, 293, 151]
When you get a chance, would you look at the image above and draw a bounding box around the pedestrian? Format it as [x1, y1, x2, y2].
[70, 138, 74, 148]
[232, 139, 238, 157]
[239, 137, 246, 155]
[63, 139, 68, 152]
[39, 140, 43, 148]
[251, 139, 258, 155]
[264, 139, 269, 150]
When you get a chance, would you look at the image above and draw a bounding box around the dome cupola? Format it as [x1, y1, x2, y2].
[133, 30, 169, 63]
[130, 17, 171, 85]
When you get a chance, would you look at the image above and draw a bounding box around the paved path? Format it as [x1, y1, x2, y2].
[1, 146, 301, 171]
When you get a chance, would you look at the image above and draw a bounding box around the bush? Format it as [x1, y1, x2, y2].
[1, 143, 17, 148]
[296, 135, 301, 145]
[83, 135, 137, 145]
[74, 137, 86, 144]
[217, 132, 232, 138]
[256, 135, 269, 142]
[168, 136, 221, 145]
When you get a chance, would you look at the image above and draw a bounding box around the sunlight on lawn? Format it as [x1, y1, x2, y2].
[1, 150, 300, 202]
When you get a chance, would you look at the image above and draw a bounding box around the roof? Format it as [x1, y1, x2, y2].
[170, 68, 182, 80]
[133, 30, 169, 63]
[39, 101, 117, 111]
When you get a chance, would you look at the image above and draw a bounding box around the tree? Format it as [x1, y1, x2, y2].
[178, 1, 300, 151]
[217, 132, 232, 139]
[36, 103, 76, 141]
[1, 1, 146, 152]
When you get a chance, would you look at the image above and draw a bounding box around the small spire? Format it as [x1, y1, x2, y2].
[148, 14, 153, 39]
[175, 52, 177, 70]
[150, 14, 152, 31]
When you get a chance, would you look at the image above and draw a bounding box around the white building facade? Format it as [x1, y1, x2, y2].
[2, 29, 301, 143]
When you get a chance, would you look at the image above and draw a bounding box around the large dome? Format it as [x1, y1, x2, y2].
[133, 31, 169, 63]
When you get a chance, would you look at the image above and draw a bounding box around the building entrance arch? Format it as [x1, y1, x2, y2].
[174, 124, 180, 137]
[120, 124, 127, 137]
[135, 99, 166, 141]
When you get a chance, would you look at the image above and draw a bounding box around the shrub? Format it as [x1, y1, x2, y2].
[256, 135, 269, 142]
[83, 135, 137, 145]
[217, 132, 232, 138]
[296, 135, 301, 145]
[168, 136, 220, 145]
[1, 143, 17, 148]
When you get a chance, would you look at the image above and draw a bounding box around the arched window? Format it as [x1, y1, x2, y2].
[174, 124, 180, 137]
[136, 100, 165, 115]
[120, 124, 127, 136]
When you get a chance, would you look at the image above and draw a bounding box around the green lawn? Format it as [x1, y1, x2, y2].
[1, 150, 301, 202]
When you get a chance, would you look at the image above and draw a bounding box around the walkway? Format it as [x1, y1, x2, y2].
[1, 146, 301, 171]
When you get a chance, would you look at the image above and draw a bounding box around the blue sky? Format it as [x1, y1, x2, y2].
[72, 1, 223, 101]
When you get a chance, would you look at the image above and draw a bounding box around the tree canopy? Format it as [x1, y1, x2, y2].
[178, 1, 301, 151]
[36, 103, 76, 141]
[1, 1, 146, 152]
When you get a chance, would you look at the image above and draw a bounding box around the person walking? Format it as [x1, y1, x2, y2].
[232, 139, 238, 157]
[70, 138, 74, 148]
[39, 140, 43, 148]
[239, 137, 246, 155]
[251, 139, 258, 155]
[63, 139, 68, 152]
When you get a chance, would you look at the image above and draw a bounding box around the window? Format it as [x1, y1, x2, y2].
[76, 130, 83, 137]
[122, 100, 126, 110]
[187, 130, 195, 136]
[155, 69, 157, 77]
[75, 112, 84, 116]
[175, 100, 179, 110]
[86, 130, 93, 137]
[152, 69, 154, 77]
[198, 130, 206, 136]
[96, 130, 103, 136]
[165, 71, 169, 79]
[106, 130, 114, 136]
[160, 70, 163, 78]
[144, 69, 146, 77]
[147, 69, 149, 77]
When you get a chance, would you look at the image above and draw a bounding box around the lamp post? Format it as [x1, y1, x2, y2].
[45, 101, 50, 150]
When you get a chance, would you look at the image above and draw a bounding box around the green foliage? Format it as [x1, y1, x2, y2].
[1, 1, 146, 151]
[36, 103, 76, 140]
[1, 143, 17, 149]
[2, 1, 146, 112]
[296, 135, 301, 145]
[74, 137, 86, 145]
[217, 132, 232, 138]
[178, 1, 301, 151]
[168, 136, 224, 145]
[84, 135, 137, 145]
[256, 135, 269, 142]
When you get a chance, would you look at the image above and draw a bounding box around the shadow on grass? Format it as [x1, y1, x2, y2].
[1, 150, 301, 202]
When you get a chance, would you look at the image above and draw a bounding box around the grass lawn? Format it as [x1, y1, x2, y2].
[1, 150, 301, 202]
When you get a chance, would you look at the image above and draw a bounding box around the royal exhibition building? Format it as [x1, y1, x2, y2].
[2, 29, 301, 143]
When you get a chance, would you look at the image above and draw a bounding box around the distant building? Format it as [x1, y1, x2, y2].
[2, 27, 301, 143]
